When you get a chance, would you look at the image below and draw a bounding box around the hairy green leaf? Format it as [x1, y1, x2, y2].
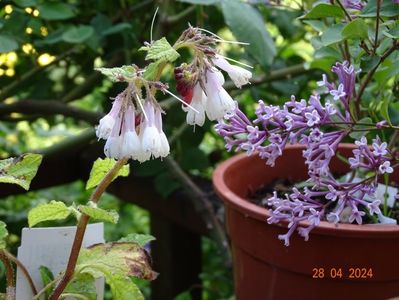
[221, 0, 276, 69]
[37, 3, 75, 20]
[28, 201, 71, 227]
[0, 221, 8, 249]
[342, 19, 368, 40]
[95, 65, 137, 82]
[64, 273, 97, 300]
[86, 158, 130, 190]
[301, 3, 344, 19]
[107, 274, 144, 300]
[119, 233, 155, 247]
[79, 204, 119, 224]
[0, 153, 42, 190]
[140, 37, 180, 62]
[62, 25, 94, 43]
[76, 242, 157, 300]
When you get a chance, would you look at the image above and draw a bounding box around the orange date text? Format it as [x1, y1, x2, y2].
[312, 267, 373, 279]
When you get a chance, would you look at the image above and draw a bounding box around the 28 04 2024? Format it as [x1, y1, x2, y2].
[312, 267, 373, 279]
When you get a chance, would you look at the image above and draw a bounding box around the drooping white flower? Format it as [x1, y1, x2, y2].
[203, 69, 235, 121]
[104, 114, 123, 159]
[212, 55, 252, 88]
[96, 94, 123, 140]
[154, 106, 170, 158]
[183, 83, 206, 126]
[120, 105, 141, 159]
[96, 115, 115, 140]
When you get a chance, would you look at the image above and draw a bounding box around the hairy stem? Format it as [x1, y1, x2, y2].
[3, 250, 38, 295]
[0, 250, 15, 300]
[48, 158, 128, 300]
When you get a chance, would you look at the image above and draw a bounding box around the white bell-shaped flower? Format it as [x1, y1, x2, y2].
[184, 83, 206, 126]
[96, 93, 123, 140]
[96, 115, 115, 140]
[154, 107, 170, 158]
[213, 55, 252, 88]
[203, 69, 235, 121]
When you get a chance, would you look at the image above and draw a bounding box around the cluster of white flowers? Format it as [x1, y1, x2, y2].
[96, 92, 169, 162]
[183, 55, 252, 127]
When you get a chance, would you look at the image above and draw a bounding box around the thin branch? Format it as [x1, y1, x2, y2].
[335, 0, 353, 21]
[0, 48, 77, 102]
[49, 158, 128, 299]
[355, 41, 398, 111]
[374, 0, 382, 53]
[3, 250, 38, 295]
[0, 100, 102, 125]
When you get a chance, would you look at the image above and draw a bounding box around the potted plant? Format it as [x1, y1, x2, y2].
[213, 1, 399, 299]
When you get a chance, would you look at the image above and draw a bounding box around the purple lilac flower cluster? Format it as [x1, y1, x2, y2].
[216, 61, 395, 246]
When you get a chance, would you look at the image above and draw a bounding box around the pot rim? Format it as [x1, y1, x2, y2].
[213, 144, 399, 237]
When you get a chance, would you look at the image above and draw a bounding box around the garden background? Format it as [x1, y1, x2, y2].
[0, 0, 345, 298]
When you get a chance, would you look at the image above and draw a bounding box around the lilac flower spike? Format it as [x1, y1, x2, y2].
[216, 60, 395, 246]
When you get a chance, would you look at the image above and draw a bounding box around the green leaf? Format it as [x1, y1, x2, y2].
[143, 60, 165, 80]
[76, 242, 157, 300]
[102, 23, 132, 36]
[62, 25, 95, 43]
[79, 203, 119, 224]
[109, 275, 145, 300]
[302, 20, 326, 32]
[119, 234, 155, 247]
[178, 0, 219, 4]
[140, 37, 180, 62]
[0, 153, 42, 190]
[39, 266, 54, 298]
[383, 24, 399, 39]
[13, 0, 37, 7]
[350, 117, 373, 139]
[360, 0, 399, 17]
[221, 0, 276, 69]
[86, 158, 129, 190]
[0, 35, 18, 53]
[95, 65, 137, 82]
[77, 242, 157, 280]
[0, 221, 8, 249]
[37, 3, 75, 20]
[64, 273, 97, 300]
[360, 55, 380, 72]
[301, 3, 344, 19]
[380, 97, 392, 126]
[28, 201, 71, 227]
[321, 24, 344, 46]
[342, 19, 368, 40]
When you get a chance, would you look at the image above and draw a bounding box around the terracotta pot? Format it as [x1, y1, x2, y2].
[213, 144, 399, 300]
